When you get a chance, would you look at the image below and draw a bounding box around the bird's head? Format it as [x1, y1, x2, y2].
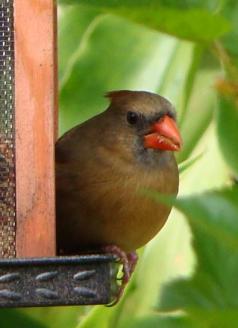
[105, 90, 182, 159]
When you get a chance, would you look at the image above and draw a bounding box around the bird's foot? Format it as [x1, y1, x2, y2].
[126, 251, 138, 277]
[102, 245, 138, 305]
[102, 245, 138, 282]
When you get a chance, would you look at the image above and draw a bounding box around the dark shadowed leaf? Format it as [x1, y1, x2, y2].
[109, 7, 230, 43]
[59, 1, 230, 42]
[0, 309, 46, 328]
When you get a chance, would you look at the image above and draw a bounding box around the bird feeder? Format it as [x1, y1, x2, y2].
[0, 0, 118, 307]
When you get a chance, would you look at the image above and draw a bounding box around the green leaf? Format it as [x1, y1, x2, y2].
[176, 187, 238, 252]
[177, 69, 217, 163]
[59, 2, 230, 42]
[158, 42, 202, 123]
[158, 186, 238, 326]
[216, 91, 238, 176]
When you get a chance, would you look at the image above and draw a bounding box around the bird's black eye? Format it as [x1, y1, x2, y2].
[127, 111, 139, 125]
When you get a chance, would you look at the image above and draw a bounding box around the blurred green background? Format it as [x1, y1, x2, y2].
[2, 0, 238, 327]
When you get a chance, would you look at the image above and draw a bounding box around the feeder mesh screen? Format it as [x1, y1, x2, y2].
[0, 0, 16, 258]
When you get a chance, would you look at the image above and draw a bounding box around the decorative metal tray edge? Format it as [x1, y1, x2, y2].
[0, 254, 119, 307]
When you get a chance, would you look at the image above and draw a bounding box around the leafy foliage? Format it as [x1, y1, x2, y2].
[158, 187, 238, 326]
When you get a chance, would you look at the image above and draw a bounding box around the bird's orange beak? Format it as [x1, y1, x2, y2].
[144, 115, 182, 151]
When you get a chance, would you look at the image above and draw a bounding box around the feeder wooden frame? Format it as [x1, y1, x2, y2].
[14, 0, 57, 257]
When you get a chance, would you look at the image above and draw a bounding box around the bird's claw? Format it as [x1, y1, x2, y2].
[102, 245, 138, 305]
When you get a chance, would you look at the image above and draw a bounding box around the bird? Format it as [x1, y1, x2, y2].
[56, 90, 182, 292]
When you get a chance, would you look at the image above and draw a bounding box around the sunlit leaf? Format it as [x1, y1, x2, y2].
[177, 69, 217, 163]
[158, 42, 202, 123]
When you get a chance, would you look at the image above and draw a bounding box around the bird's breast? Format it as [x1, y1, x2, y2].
[90, 161, 178, 251]
[57, 148, 179, 253]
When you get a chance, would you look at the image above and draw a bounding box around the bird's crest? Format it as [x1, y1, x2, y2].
[105, 90, 142, 106]
[106, 90, 133, 101]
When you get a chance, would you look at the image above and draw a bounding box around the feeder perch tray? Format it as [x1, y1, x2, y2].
[0, 255, 119, 307]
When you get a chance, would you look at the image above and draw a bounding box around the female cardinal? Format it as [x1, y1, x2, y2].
[56, 90, 182, 285]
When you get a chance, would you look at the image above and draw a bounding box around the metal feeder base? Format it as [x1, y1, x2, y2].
[0, 254, 119, 307]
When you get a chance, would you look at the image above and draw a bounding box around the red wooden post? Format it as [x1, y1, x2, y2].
[14, 0, 57, 257]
